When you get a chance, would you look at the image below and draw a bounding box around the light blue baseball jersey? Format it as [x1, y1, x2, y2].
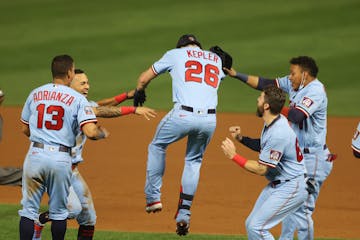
[276, 77, 327, 150]
[352, 122, 360, 154]
[71, 100, 98, 164]
[21, 83, 97, 147]
[259, 115, 306, 181]
[152, 46, 226, 109]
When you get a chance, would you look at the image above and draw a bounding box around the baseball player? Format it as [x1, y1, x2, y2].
[221, 85, 308, 239]
[19, 55, 109, 240]
[133, 34, 226, 235]
[32, 68, 156, 240]
[0, 91, 23, 186]
[352, 122, 360, 158]
[224, 56, 334, 240]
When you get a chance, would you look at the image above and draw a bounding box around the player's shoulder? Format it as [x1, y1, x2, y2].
[305, 79, 326, 95]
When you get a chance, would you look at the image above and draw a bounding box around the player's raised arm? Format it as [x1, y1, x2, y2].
[224, 67, 276, 90]
[96, 89, 136, 107]
[133, 67, 158, 107]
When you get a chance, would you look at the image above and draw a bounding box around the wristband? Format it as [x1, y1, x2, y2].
[114, 92, 127, 103]
[232, 154, 248, 168]
[120, 106, 136, 115]
[235, 72, 248, 83]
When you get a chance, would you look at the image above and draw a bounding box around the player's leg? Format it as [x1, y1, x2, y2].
[145, 109, 187, 212]
[71, 166, 97, 240]
[46, 152, 72, 240]
[19, 152, 46, 240]
[296, 150, 333, 240]
[32, 184, 81, 240]
[246, 177, 307, 239]
[175, 116, 216, 235]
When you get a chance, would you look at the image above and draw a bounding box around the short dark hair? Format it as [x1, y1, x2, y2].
[51, 54, 74, 78]
[290, 56, 318, 77]
[176, 34, 202, 49]
[75, 69, 85, 74]
[264, 85, 286, 115]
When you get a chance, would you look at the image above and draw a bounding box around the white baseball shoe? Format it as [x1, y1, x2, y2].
[145, 201, 162, 213]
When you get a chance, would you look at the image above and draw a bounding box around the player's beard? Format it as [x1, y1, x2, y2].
[256, 104, 264, 118]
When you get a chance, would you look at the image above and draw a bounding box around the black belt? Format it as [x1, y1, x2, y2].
[271, 179, 290, 187]
[181, 105, 216, 114]
[303, 144, 327, 154]
[33, 142, 71, 154]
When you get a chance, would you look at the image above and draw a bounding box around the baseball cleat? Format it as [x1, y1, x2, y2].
[145, 201, 162, 213]
[176, 221, 190, 236]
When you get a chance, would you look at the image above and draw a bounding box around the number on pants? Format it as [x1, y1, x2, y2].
[36, 104, 64, 130]
[185, 60, 219, 88]
[295, 139, 303, 162]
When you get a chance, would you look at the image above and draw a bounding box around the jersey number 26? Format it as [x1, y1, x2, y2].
[185, 60, 219, 88]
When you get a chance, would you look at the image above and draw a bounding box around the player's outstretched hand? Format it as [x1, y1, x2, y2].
[223, 67, 237, 77]
[135, 106, 157, 120]
[229, 126, 242, 141]
[221, 137, 237, 159]
[126, 89, 136, 99]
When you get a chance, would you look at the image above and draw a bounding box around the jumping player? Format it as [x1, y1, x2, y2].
[225, 56, 334, 240]
[133, 34, 226, 235]
[221, 85, 307, 239]
[33, 68, 156, 240]
[19, 55, 108, 240]
[352, 122, 360, 158]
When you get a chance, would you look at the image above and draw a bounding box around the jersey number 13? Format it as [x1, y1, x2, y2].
[36, 104, 64, 130]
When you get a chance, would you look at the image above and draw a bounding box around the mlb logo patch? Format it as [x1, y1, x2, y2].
[270, 150, 282, 161]
[302, 97, 314, 108]
[84, 106, 94, 115]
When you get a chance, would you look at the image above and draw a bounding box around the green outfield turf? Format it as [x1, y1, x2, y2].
[0, 0, 359, 116]
[1, 204, 345, 240]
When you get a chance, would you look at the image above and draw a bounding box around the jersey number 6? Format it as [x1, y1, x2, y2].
[185, 60, 219, 88]
[36, 104, 64, 130]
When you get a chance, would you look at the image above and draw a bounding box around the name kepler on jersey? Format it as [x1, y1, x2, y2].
[186, 50, 219, 63]
[33, 90, 75, 106]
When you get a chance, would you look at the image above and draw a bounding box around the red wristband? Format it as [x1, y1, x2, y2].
[114, 92, 127, 103]
[120, 106, 136, 115]
[232, 154, 247, 168]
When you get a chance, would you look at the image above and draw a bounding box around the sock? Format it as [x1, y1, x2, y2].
[19, 217, 34, 240]
[32, 222, 44, 240]
[51, 220, 67, 240]
[77, 225, 95, 240]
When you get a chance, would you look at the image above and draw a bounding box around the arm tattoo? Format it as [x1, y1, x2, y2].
[95, 106, 122, 118]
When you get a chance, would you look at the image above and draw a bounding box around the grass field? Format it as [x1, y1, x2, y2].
[1, 204, 343, 240]
[0, 0, 359, 116]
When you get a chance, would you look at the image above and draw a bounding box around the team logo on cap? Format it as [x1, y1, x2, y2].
[302, 97, 314, 108]
[270, 150, 282, 161]
[84, 106, 94, 115]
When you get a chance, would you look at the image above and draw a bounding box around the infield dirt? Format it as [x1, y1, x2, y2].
[1, 107, 359, 238]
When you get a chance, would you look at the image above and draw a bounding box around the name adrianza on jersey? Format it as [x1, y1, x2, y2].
[187, 50, 219, 62]
[33, 90, 75, 106]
